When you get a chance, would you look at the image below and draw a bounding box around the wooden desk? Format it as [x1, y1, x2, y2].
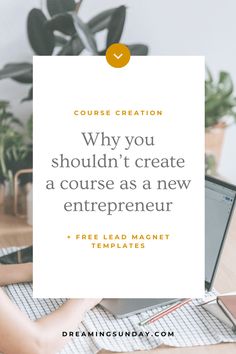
[0, 214, 32, 248]
[0, 213, 32, 247]
[0, 211, 235, 354]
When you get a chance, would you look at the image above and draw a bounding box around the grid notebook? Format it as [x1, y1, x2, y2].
[1, 247, 236, 354]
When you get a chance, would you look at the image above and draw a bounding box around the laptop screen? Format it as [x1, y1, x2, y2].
[205, 176, 236, 289]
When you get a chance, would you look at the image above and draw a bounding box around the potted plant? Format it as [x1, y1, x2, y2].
[0, 0, 148, 214]
[0, 0, 148, 101]
[205, 68, 236, 174]
[0, 101, 32, 213]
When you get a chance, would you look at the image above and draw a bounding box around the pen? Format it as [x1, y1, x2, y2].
[196, 297, 216, 307]
[138, 298, 192, 326]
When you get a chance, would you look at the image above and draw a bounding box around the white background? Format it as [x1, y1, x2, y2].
[33, 56, 205, 298]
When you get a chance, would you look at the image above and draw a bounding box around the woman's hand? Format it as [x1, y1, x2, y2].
[0, 288, 102, 354]
[0, 262, 33, 286]
[76, 298, 102, 312]
[0, 262, 102, 354]
[64, 298, 102, 323]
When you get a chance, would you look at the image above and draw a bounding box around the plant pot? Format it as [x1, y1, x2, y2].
[3, 180, 14, 215]
[0, 181, 28, 216]
[0, 183, 5, 213]
[26, 183, 32, 226]
[205, 123, 226, 167]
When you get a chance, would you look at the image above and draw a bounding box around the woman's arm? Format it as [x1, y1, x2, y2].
[0, 263, 32, 286]
[0, 288, 100, 354]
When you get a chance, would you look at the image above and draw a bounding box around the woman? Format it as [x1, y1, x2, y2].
[0, 262, 100, 354]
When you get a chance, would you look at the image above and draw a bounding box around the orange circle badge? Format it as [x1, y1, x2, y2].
[106, 43, 131, 68]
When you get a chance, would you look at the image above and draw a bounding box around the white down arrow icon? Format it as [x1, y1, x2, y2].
[113, 53, 123, 60]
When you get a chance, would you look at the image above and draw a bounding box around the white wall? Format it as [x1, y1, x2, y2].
[1, 0, 236, 117]
[0, 1, 38, 120]
[81, 0, 236, 82]
[0, 0, 235, 180]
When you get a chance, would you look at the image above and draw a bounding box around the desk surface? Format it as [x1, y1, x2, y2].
[0, 211, 235, 354]
[0, 213, 32, 247]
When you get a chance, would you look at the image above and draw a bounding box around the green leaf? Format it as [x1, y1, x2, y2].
[218, 71, 233, 97]
[27, 8, 55, 55]
[205, 66, 213, 83]
[0, 100, 9, 109]
[128, 44, 148, 56]
[106, 6, 126, 47]
[58, 35, 84, 55]
[88, 8, 115, 34]
[27, 116, 33, 141]
[0, 63, 32, 83]
[47, 0, 76, 17]
[46, 13, 76, 35]
[205, 99, 222, 115]
[55, 35, 68, 46]
[22, 87, 33, 102]
[98, 49, 106, 56]
[71, 13, 97, 54]
[7, 117, 23, 127]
